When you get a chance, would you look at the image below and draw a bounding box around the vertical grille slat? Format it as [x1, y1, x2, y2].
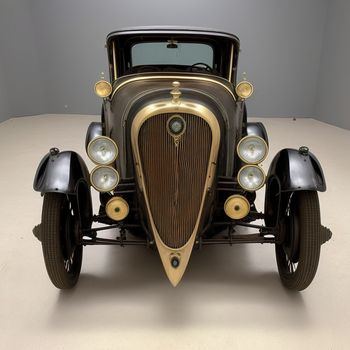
[138, 113, 212, 248]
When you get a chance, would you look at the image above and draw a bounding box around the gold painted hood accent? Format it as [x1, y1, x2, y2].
[131, 97, 220, 286]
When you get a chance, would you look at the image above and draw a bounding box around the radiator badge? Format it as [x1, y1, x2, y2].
[167, 114, 186, 139]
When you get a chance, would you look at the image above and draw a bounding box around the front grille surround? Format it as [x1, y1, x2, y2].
[130, 99, 220, 286]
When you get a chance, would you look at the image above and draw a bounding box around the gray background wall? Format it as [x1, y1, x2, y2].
[315, 0, 350, 130]
[0, 0, 47, 121]
[0, 0, 349, 129]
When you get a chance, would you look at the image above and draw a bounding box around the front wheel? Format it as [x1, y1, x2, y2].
[276, 191, 321, 291]
[41, 193, 82, 289]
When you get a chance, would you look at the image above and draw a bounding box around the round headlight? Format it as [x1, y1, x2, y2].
[88, 136, 118, 165]
[224, 195, 250, 220]
[94, 80, 112, 98]
[238, 165, 265, 191]
[235, 81, 254, 99]
[90, 166, 120, 192]
[237, 135, 268, 164]
[105, 196, 129, 221]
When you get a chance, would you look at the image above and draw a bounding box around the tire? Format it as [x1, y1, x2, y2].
[41, 193, 82, 289]
[276, 191, 321, 291]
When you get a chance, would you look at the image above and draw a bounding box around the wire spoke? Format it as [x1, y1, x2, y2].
[63, 243, 75, 273]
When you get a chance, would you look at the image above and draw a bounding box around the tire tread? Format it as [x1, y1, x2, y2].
[276, 191, 321, 291]
[41, 193, 82, 289]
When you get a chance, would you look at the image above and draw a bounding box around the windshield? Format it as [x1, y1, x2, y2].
[131, 42, 214, 68]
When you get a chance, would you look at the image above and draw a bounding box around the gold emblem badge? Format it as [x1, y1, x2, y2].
[167, 114, 186, 138]
[170, 81, 182, 104]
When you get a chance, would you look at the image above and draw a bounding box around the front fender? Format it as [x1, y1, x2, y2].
[268, 148, 326, 192]
[33, 150, 90, 194]
[85, 122, 102, 151]
[247, 122, 269, 145]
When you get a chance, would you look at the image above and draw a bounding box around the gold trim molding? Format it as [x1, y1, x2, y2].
[228, 44, 234, 82]
[111, 75, 236, 100]
[131, 99, 221, 286]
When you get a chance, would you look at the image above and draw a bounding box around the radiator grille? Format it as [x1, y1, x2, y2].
[138, 113, 212, 248]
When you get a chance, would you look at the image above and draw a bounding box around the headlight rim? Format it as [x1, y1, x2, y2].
[90, 165, 120, 192]
[237, 164, 266, 192]
[235, 80, 254, 99]
[237, 135, 268, 165]
[94, 80, 113, 98]
[87, 136, 119, 165]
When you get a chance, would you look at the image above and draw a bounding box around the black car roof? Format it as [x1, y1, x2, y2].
[106, 26, 240, 44]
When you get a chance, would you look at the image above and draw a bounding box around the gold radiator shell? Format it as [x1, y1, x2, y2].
[131, 100, 220, 286]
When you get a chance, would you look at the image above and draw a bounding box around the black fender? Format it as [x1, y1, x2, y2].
[85, 122, 102, 151]
[34, 150, 91, 194]
[247, 122, 269, 146]
[33, 150, 92, 229]
[268, 148, 326, 192]
[264, 148, 326, 227]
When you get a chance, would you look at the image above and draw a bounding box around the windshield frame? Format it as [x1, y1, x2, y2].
[106, 28, 240, 83]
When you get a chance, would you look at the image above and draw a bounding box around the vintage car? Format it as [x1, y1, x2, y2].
[33, 27, 332, 290]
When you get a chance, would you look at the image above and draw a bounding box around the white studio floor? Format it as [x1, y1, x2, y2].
[0, 115, 349, 350]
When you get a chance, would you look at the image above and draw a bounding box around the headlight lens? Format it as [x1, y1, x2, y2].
[238, 165, 265, 191]
[88, 136, 118, 165]
[94, 80, 112, 98]
[237, 135, 268, 164]
[235, 81, 254, 99]
[90, 166, 120, 192]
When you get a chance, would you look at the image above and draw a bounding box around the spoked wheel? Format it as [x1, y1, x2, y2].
[276, 191, 321, 291]
[41, 193, 82, 289]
